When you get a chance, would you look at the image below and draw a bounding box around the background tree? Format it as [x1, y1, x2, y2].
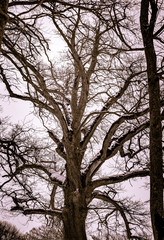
[0, 1, 163, 239]
[0, 0, 8, 49]
[0, 221, 25, 240]
[140, 1, 164, 239]
[24, 219, 63, 240]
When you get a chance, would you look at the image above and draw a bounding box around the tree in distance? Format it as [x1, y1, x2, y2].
[0, 220, 25, 240]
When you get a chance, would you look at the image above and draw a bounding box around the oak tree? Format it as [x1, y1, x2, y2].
[0, 1, 163, 239]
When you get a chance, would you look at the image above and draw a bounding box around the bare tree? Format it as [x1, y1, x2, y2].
[0, 221, 25, 240]
[0, 0, 9, 49]
[140, 1, 164, 239]
[24, 219, 63, 240]
[0, 1, 163, 239]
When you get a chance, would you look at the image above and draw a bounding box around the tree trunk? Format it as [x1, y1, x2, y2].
[0, 0, 8, 49]
[62, 187, 87, 240]
[140, 1, 163, 239]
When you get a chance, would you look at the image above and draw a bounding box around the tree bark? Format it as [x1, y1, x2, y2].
[0, 0, 8, 49]
[140, 1, 163, 239]
[62, 187, 87, 240]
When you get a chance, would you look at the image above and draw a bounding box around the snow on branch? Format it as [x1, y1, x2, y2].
[49, 169, 65, 185]
[13, 164, 65, 186]
[91, 169, 149, 189]
[48, 131, 66, 159]
[23, 208, 62, 217]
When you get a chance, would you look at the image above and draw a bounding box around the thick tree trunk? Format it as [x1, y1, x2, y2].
[62, 187, 87, 240]
[0, 0, 8, 49]
[140, 1, 163, 239]
[61, 151, 88, 240]
[148, 69, 163, 240]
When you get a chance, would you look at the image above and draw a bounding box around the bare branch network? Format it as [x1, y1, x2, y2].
[0, 1, 163, 239]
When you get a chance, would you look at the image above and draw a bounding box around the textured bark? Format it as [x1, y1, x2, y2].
[62, 186, 87, 240]
[140, 1, 163, 239]
[0, 0, 8, 49]
[62, 206, 87, 240]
